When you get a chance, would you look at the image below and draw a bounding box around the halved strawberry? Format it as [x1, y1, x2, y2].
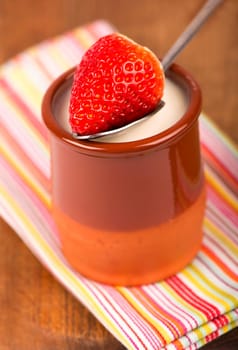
[69, 33, 164, 136]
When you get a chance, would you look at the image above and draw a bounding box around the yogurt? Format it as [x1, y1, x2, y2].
[54, 75, 188, 143]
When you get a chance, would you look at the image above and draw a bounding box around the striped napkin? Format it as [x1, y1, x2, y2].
[1, 20, 238, 350]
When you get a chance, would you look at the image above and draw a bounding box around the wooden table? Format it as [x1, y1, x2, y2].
[0, 0, 237, 349]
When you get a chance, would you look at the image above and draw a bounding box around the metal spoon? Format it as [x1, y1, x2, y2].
[73, 0, 223, 141]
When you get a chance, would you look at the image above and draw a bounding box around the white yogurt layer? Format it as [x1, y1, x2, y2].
[54, 77, 188, 143]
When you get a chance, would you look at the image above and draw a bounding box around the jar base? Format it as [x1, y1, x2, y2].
[54, 186, 206, 286]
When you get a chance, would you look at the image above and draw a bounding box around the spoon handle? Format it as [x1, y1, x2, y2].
[162, 0, 223, 71]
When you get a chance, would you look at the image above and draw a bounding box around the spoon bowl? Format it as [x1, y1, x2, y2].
[72, 100, 165, 140]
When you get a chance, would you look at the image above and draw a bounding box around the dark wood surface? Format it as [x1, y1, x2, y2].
[0, 0, 237, 349]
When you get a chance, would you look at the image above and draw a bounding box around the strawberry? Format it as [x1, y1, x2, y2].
[69, 33, 164, 136]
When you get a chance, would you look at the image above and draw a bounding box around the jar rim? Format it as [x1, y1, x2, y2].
[42, 63, 202, 156]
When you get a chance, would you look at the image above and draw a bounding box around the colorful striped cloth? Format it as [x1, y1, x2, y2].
[0, 20, 238, 350]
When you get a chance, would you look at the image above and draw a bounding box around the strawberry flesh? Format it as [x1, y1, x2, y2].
[69, 33, 164, 136]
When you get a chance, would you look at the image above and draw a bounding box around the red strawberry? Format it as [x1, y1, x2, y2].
[69, 33, 164, 136]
